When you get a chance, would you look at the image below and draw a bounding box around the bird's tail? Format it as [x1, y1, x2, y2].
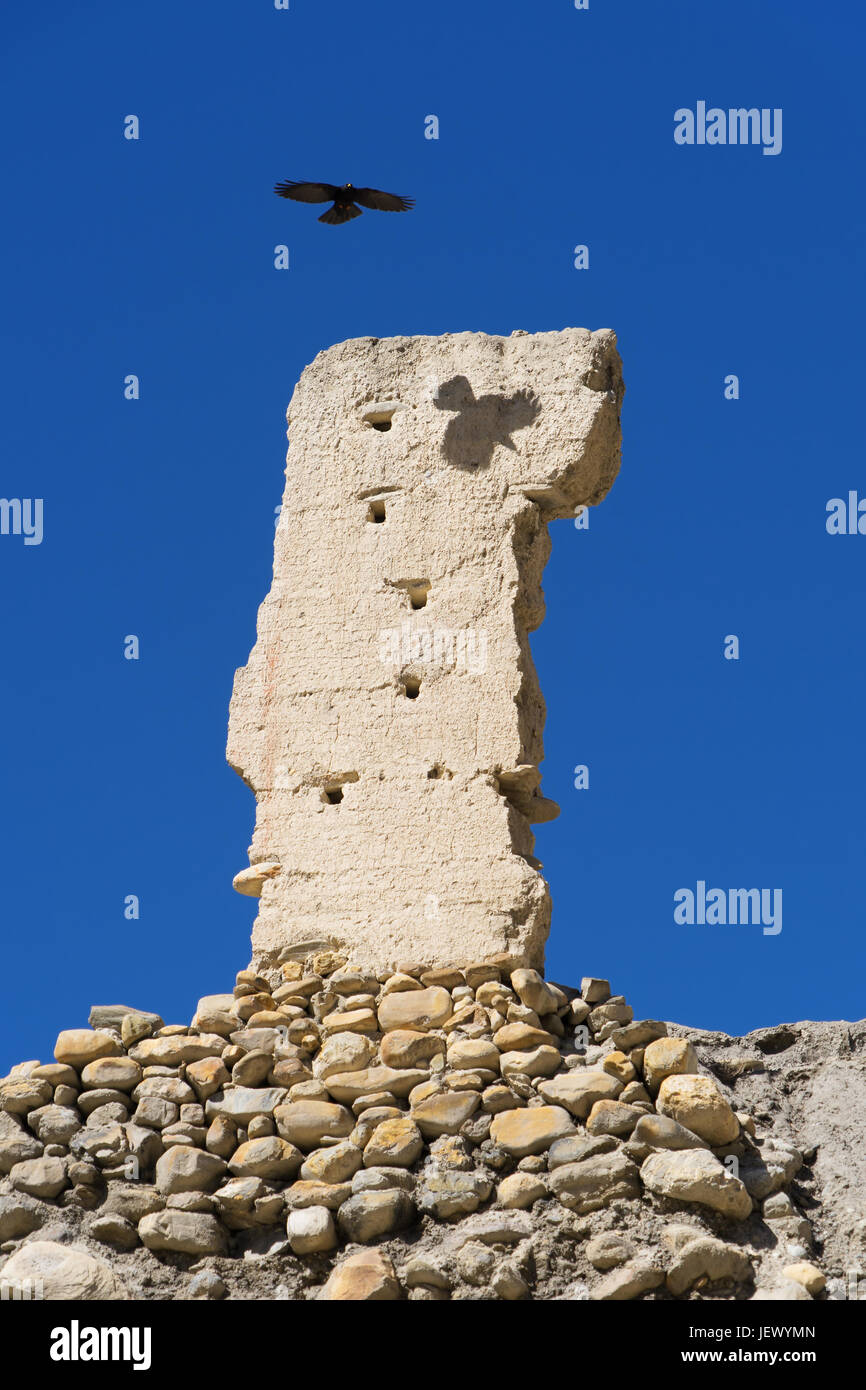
[319, 202, 363, 225]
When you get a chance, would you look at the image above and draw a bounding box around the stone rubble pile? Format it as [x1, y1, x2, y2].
[0, 956, 831, 1300]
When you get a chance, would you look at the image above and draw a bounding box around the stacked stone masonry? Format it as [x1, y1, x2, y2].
[4, 332, 862, 1301]
[2, 958, 862, 1302]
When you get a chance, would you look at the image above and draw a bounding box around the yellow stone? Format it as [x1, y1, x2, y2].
[54, 1029, 122, 1070]
[228, 1137, 302, 1179]
[446, 1072, 486, 1091]
[489, 1105, 575, 1158]
[411, 1091, 479, 1137]
[782, 1262, 825, 1295]
[430, 1134, 472, 1169]
[497, 1172, 547, 1209]
[442, 1004, 488, 1034]
[601, 1051, 636, 1084]
[284, 1179, 351, 1210]
[321, 1008, 378, 1035]
[246, 1011, 288, 1028]
[363, 1117, 423, 1168]
[274, 1100, 354, 1149]
[192, 995, 239, 1036]
[234, 992, 275, 1021]
[447, 1039, 500, 1072]
[642, 1037, 698, 1093]
[232, 862, 281, 897]
[80, 1056, 142, 1092]
[377, 987, 453, 1033]
[499, 1046, 561, 1079]
[380, 1030, 446, 1069]
[381, 973, 425, 995]
[656, 1075, 740, 1145]
[324, 1065, 428, 1102]
[310, 951, 347, 977]
[493, 1023, 556, 1052]
[476, 981, 512, 1008]
[536, 1070, 623, 1117]
[321, 1249, 401, 1301]
[186, 1056, 230, 1100]
[586, 1099, 640, 1137]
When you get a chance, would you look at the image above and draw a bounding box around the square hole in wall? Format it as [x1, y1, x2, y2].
[362, 403, 399, 431]
[408, 582, 429, 610]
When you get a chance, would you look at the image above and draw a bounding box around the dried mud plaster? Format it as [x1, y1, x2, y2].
[227, 328, 624, 974]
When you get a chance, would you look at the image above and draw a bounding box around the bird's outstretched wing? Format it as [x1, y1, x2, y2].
[352, 188, 415, 212]
[274, 180, 339, 203]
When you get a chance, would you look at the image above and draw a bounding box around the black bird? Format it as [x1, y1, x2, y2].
[274, 180, 414, 225]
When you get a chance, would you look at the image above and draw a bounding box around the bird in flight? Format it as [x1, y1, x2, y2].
[274, 180, 415, 226]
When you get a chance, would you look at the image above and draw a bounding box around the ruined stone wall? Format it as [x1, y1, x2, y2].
[2, 965, 858, 1304]
[2, 329, 862, 1307]
[227, 328, 624, 974]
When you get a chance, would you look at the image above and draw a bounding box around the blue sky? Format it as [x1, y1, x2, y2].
[1, 0, 863, 1072]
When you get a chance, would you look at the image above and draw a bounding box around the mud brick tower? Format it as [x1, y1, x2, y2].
[227, 328, 624, 973]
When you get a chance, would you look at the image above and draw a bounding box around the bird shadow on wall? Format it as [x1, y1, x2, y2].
[433, 377, 541, 470]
